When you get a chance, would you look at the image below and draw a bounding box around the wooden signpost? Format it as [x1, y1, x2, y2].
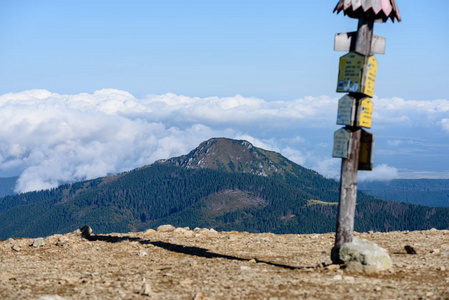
[331, 0, 401, 264]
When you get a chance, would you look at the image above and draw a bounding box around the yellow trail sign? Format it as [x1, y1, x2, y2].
[357, 97, 373, 128]
[337, 52, 377, 97]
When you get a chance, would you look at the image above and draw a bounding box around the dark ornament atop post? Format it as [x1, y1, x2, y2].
[331, 0, 400, 264]
[334, 0, 401, 23]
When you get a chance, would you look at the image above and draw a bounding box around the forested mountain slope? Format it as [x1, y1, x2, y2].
[1, 138, 448, 239]
[359, 179, 449, 207]
[0, 176, 17, 198]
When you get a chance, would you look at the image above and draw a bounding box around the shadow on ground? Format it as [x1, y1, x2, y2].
[80, 226, 317, 271]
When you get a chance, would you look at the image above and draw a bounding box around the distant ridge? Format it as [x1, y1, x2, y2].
[360, 179, 449, 207]
[0, 176, 17, 198]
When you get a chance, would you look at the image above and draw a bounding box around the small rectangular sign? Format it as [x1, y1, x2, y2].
[337, 52, 377, 97]
[356, 97, 373, 128]
[334, 32, 386, 54]
[362, 56, 377, 97]
[371, 35, 386, 55]
[337, 95, 356, 126]
[358, 129, 374, 171]
[337, 52, 364, 94]
[333, 128, 352, 158]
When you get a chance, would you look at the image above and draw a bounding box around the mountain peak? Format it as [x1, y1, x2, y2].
[157, 137, 288, 177]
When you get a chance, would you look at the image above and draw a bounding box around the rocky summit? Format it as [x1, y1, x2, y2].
[1, 227, 449, 299]
[156, 137, 303, 177]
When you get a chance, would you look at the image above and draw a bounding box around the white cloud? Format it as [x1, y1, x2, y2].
[311, 158, 341, 180]
[280, 147, 307, 166]
[1, 89, 448, 193]
[0, 90, 240, 192]
[387, 139, 402, 147]
[358, 164, 399, 182]
[231, 135, 281, 153]
[441, 119, 449, 133]
[137, 93, 338, 128]
[372, 96, 449, 129]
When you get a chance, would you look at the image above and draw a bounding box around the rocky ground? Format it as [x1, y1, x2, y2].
[1, 226, 449, 299]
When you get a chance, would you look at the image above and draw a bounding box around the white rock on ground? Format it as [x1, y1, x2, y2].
[339, 237, 392, 273]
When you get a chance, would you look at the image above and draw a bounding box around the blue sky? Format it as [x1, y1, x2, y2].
[0, 1, 448, 192]
[2, 0, 448, 100]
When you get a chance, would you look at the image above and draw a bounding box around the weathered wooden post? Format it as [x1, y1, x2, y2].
[331, 0, 401, 263]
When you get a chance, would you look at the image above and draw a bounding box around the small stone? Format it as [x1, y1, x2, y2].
[0, 238, 14, 245]
[404, 245, 425, 255]
[156, 224, 175, 232]
[198, 228, 211, 235]
[37, 296, 67, 300]
[193, 292, 206, 300]
[139, 279, 152, 296]
[431, 248, 440, 254]
[32, 238, 45, 247]
[333, 274, 343, 281]
[80, 225, 93, 237]
[180, 279, 193, 285]
[0, 271, 15, 281]
[207, 229, 219, 236]
[240, 266, 252, 271]
[137, 250, 147, 256]
[198, 228, 218, 237]
[304, 268, 314, 272]
[72, 228, 82, 235]
[11, 244, 20, 252]
[56, 237, 69, 247]
[143, 228, 156, 235]
[326, 264, 339, 271]
[344, 262, 365, 273]
[184, 230, 195, 238]
[174, 227, 187, 234]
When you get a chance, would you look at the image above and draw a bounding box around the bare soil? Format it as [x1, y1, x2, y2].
[1, 227, 448, 299]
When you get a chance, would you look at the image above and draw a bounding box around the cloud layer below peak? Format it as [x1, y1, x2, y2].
[1, 89, 448, 193]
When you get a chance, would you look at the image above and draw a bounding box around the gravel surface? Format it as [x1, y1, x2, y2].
[1, 226, 448, 299]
